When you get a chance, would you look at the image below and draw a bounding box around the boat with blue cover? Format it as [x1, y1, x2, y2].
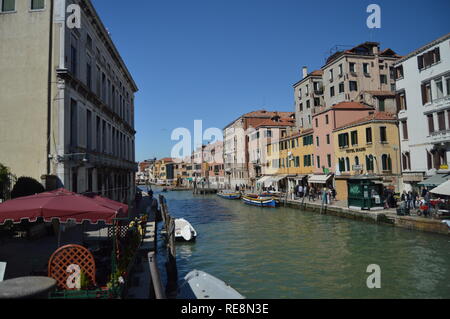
[241, 194, 279, 208]
[217, 191, 241, 200]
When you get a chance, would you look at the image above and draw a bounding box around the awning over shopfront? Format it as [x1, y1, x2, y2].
[430, 180, 450, 196]
[418, 174, 450, 187]
[270, 175, 289, 184]
[308, 174, 333, 184]
[256, 176, 272, 186]
[292, 175, 306, 181]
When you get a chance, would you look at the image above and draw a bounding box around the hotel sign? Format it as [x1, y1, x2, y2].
[346, 148, 367, 154]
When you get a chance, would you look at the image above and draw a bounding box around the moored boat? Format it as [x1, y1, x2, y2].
[178, 270, 245, 299]
[241, 195, 279, 208]
[174, 218, 197, 242]
[217, 191, 241, 200]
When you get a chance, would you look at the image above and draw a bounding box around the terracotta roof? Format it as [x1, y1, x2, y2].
[334, 112, 398, 131]
[243, 110, 294, 118]
[252, 118, 295, 129]
[331, 102, 374, 110]
[160, 157, 174, 163]
[310, 70, 324, 76]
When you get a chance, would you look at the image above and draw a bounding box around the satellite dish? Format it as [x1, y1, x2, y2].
[181, 225, 192, 241]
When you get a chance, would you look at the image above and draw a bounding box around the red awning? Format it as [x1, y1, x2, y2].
[0, 189, 127, 225]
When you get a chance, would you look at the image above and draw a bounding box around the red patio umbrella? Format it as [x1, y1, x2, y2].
[83, 193, 129, 216]
[0, 189, 127, 225]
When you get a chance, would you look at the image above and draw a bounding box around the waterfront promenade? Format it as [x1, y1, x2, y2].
[284, 197, 450, 236]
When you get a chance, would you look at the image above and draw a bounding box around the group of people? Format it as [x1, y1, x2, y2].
[399, 189, 432, 210]
[294, 184, 337, 204]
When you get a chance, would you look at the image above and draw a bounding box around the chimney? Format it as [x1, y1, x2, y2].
[302, 66, 308, 79]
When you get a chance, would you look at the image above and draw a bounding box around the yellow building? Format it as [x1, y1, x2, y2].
[333, 112, 401, 201]
[264, 129, 315, 191]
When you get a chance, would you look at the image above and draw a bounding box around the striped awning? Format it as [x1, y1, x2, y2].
[308, 174, 333, 184]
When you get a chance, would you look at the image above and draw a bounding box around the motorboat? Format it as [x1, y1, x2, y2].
[178, 270, 245, 299]
[174, 218, 197, 242]
[241, 194, 279, 208]
[217, 191, 241, 200]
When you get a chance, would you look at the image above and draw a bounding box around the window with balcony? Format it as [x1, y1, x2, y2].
[436, 80, 444, 99]
[422, 82, 432, 105]
[396, 91, 407, 111]
[438, 111, 446, 131]
[1, 0, 14, 12]
[446, 77, 450, 97]
[428, 114, 435, 134]
[417, 47, 441, 70]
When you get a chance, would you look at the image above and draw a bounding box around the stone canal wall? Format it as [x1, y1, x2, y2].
[285, 200, 450, 237]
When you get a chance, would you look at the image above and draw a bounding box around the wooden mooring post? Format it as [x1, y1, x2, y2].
[158, 195, 178, 299]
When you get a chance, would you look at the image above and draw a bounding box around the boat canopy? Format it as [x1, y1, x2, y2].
[419, 174, 450, 187]
[308, 174, 333, 184]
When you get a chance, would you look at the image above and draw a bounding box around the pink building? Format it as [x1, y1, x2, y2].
[312, 102, 374, 175]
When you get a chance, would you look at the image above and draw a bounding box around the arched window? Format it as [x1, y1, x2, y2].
[355, 156, 360, 167]
[366, 155, 374, 171]
[382, 154, 392, 171]
[346, 157, 350, 172]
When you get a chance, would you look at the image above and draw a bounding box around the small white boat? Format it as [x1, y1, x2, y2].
[174, 218, 197, 242]
[178, 270, 245, 299]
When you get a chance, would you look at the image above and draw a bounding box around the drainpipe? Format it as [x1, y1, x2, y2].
[46, 0, 55, 176]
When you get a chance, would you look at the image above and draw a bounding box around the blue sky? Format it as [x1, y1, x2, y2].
[92, 0, 450, 161]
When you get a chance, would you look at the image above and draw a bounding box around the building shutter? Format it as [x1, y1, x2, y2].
[435, 47, 441, 63]
[421, 84, 427, 105]
[418, 55, 424, 70]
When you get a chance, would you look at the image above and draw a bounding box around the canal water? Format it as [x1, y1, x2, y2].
[142, 187, 450, 299]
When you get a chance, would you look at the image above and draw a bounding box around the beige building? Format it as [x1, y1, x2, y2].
[0, 0, 138, 203]
[322, 42, 400, 110]
[293, 68, 324, 130]
[223, 110, 294, 188]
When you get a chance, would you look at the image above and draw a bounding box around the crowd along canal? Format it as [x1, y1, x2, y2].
[141, 187, 450, 299]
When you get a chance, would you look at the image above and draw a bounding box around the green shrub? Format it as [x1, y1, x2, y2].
[11, 177, 45, 199]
